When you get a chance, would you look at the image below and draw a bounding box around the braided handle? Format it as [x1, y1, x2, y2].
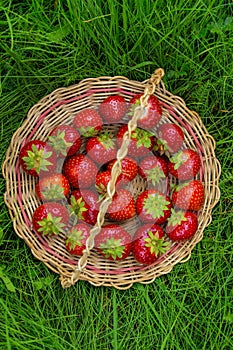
[61, 68, 164, 288]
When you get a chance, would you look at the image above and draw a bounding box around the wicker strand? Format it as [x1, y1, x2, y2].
[64, 68, 165, 287]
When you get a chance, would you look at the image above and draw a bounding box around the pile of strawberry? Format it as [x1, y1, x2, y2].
[19, 94, 205, 266]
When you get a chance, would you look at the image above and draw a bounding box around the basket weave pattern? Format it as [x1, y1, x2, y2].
[2, 73, 221, 289]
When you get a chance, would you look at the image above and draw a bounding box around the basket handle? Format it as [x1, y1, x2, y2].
[61, 68, 165, 288]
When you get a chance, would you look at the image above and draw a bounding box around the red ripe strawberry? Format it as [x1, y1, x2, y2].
[99, 95, 127, 123]
[63, 154, 98, 189]
[95, 170, 128, 198]
[32, 202, 69, 236]
[65, 223, 90, 255]
[95, 170, 113, 195]
[35, 173, 70, 201]
[129, 94, 162, 129]
[73, 108, 103, 137]
[19, 140, 56, 177]
[136, 189, 172, 224]
[166, 209, 198, 241]
[155, 123, 184, 154]
[168, 149, 201, 180]
[138, 155, 168, 186]
[117, 124, 155, 158]
[69, 189, 99, 226]
[86, 131, 117, 164]
[172, 180, 205, 211]
[48, 124, 81, 157]
[95, 224, 132, 260]
[106, 157, 138, 183]
[132, 224, 170, 265]
[107, 188, 136, 221]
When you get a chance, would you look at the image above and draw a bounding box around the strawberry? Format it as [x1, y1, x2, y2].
[95, 170, 113, 196]
[73, 108, 103, 137]
[155, 123, 184, 154]
[172, 179, 205, 211]
[129, 94, 162, 129]
[86, 131, 117, 164]
[99, 95, 127, 123]
[63, 154, 98, 189]
[107, 188, 136, 221]
[136, 189, 172, 224]
[166, 209, 198, 241]
[168, 149, 201, 180]
[48, 124, 81, 157]
[138, 155, 168, 186]
[117, 124, 155, 158]
[95, 170, 129, 199]
[32, 202, 69, 236]
[106, 157, 138, 183]
[69, 189, 99, 226]
[132, 223, 170, 265]
[65, 223, 90, 255]
[95, 224, 132, 260]
[19, 140, 56, 177]
[35, 173, 70, 201]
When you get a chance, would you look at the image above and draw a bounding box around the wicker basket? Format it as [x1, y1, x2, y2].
[2, 69, 221, 289]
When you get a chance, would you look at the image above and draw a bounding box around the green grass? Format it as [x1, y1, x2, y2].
[0, 0, 233, 349]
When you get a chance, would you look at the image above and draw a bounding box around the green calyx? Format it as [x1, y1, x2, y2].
[170, 151, 187, 170]
[66, 228, 85, 250]
[145, 167, 166, 185]
[128, 99, 141, 116]
[157, 138, 168, 148]
[37, 213, 66, 236]
[79, 126, 98, 137]
[22, 144, 53, 175]
[172, 182, 189, 192]
[70, 195, 87, 220]
[95, 183, 107, 195]
[144, 193, 170, 219]
[132, 128, 154, 149]
[41, 184, 66, 200]
[98, 131, 115, 150]
[144, 231, 170, 257]
[95, 184, 108, 202]
[167, 208, 187, 227]
[129, 99, 151, 121]
[99, 237, 125, 259]
[48, 130, 73, 156]
[153, 139, 170, 157]
[154, 138, 168, 151]
[97, 192, 106, 203]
